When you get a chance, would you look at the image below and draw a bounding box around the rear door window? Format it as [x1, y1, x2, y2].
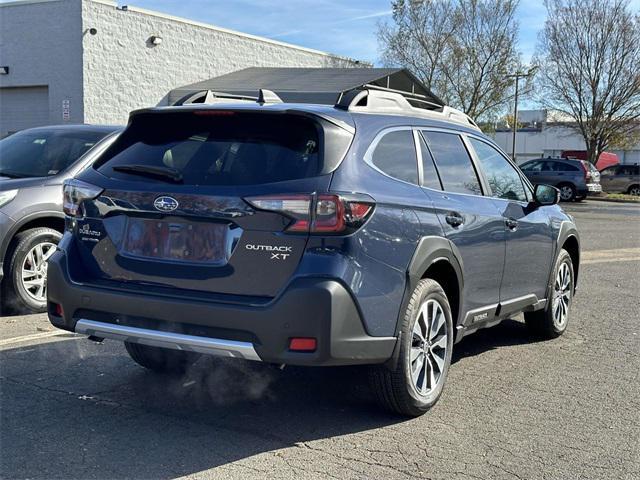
[551, 162, 579, 172]
[520, 161, 543, 172]
[468, 138, 527, 202]
[96, 112, 322, 185]
[369, 130, 418, 184]
[0, 130, 106, 178]
[417, 135, 442, 190]
[421, 131, 482, 195]
[620, 166, 639, 175]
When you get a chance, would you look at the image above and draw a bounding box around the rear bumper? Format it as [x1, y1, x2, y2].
[46, 249, 396, 366]
[586, 183, 602, 193]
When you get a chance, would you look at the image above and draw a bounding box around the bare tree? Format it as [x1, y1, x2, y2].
[378, 0, 520, 120]
[534, 0, 640, 165]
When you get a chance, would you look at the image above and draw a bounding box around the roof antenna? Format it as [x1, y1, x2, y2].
[258, 89, 283, 104]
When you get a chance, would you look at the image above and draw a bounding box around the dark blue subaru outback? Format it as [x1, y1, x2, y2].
[47, 70, 579, 416]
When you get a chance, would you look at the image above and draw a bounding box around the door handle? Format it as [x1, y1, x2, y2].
[445, 213, 464, 228]
[505, 218, 518, 230]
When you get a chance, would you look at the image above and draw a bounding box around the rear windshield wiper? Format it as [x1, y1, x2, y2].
[111, 164, 183, 183]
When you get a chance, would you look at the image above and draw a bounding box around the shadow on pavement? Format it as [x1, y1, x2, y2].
[452, 318, 543, 364]
[1, 337, 401, 479]
[1, 318, 539, 479]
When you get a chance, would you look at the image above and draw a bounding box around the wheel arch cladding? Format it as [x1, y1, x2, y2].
[1, 213, 65, 266]
[407, 237, 463, 331]
[561, 234, 580, 290]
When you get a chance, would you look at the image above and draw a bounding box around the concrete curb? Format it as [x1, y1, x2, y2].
[586, 196, 640, 204]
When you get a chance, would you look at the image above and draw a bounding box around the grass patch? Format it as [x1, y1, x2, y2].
[591, 193, 640, 203]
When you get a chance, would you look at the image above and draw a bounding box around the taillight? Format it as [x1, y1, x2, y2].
[579, 160, 591, 181]
[244, 195, 312, 232]
[63, 179, 103, 217]
[244, 193, 374, 234]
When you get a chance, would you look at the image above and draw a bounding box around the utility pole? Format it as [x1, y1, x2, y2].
[506, 67, 537, 163]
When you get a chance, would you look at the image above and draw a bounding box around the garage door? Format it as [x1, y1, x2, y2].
[0, 86, 49, 138]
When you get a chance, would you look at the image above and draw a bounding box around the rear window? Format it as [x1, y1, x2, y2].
[96, 112, 324, 185]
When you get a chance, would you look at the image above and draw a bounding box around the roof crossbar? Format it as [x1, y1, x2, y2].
[336, 88, 480, 131]
[174, 90, 259, 106]
[362, 84, 443, 110]
[174, 89, 283, 106]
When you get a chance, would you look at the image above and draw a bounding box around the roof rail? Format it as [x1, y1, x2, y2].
[174, 89, 283, 106]
[336, 89, 480, 131]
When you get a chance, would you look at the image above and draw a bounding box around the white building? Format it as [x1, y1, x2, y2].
[0, 0, 364, 137]
[492, 109, 640, 165]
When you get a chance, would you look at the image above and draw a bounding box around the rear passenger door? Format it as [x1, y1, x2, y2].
[418, 130, 506, 326]
[466, 137, 554, 304]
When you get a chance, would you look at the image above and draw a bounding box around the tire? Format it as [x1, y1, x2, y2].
[558, 183, 576, 202]
[369, 279, 454, 417]
[525, 249, 574, 339]
[124, 342, 200, 374]
[2, 227, 62, 314]
[628, 185, 640, 196]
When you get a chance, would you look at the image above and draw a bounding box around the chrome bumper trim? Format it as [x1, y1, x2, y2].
[75, 319, 261, 361]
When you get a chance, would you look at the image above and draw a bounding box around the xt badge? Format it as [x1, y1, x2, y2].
[245, 244, 293, 260]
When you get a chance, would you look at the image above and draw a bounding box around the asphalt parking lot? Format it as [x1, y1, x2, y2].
[1, 199, 638, 480]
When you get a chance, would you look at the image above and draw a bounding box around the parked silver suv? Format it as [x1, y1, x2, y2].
[599, 164, 640, 196]
[0, 125, 120, 313]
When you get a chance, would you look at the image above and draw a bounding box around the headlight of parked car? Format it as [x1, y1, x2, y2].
[0, 189, 18, 208]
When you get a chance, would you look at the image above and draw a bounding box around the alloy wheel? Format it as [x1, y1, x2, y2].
[560, 186, 574, 201]
[20, 242, 56, 302]
[410, 299, 448, 396]
[629, 186, 640, 196]
[552, 262, 572, 328]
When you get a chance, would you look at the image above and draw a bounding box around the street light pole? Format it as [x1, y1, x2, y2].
[511, 75, 519, 162]
[506, 67, 537, 163]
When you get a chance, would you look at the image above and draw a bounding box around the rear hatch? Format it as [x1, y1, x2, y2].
[69, 108, 353, 299]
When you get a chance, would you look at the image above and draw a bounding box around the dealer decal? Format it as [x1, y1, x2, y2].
[79, 223, 102, 243]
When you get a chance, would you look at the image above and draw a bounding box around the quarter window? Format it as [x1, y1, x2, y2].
[469, 138, 527, 202]
[370, 130, 418, 184]
[550, 162, 578, 172]
[421, 131, 482, 195]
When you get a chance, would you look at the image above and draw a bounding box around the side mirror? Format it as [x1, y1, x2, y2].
[534, 184, 560, 206]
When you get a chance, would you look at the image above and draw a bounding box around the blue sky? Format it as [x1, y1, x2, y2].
[128, 0, 548, 65]
[2, 0, 638, 64]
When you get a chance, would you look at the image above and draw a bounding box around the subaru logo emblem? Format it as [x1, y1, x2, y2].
[154, 196, 179, 212]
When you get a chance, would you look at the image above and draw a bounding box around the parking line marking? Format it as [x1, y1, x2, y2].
[0, 330, 73, 348]
[581, 248, 640, 264]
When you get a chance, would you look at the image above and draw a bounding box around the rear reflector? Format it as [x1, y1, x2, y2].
[244, 193, 374, 234]
[50, 303, 64, 317]
[289, 338, 317, 352]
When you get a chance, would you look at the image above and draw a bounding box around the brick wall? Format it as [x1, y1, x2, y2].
[81, 0, 363, 125]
